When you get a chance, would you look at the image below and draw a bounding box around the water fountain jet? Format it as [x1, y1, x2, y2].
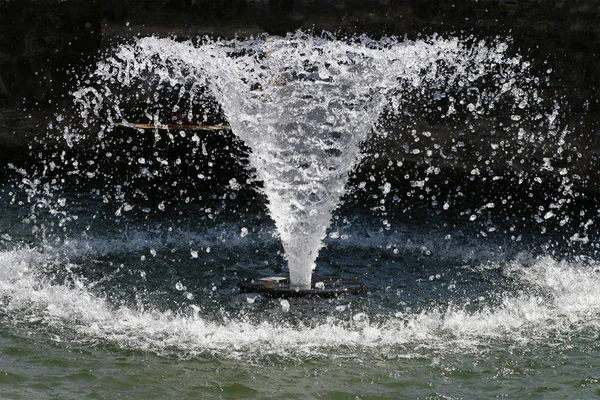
[71, 32, 544, 294]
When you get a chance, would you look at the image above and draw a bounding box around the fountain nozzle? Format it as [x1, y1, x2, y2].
[238, 276, 365, 298]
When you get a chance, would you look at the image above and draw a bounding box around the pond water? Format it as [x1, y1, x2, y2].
[1, 33, 599, 399]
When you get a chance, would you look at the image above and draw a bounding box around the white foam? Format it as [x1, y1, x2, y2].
[1, 242, 599, 358]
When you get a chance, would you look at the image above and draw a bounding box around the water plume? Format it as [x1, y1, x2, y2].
[69, 32, 557, 288]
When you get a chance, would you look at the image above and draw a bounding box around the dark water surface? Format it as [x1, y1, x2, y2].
[1, 183, 600, 399]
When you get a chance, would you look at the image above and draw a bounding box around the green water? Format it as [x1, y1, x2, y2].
[1, 198, 600, 399]
[2, 329, 599, 399]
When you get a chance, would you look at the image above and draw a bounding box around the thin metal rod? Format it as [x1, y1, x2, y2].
[116, 121, 231, 131]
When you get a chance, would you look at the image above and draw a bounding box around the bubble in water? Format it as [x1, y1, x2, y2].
[240, 227, 248, 238]
[280, 299, 290, 312]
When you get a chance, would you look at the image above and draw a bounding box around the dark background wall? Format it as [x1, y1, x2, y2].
[0, 0, 598, 178]
[1, 0, 598, 104]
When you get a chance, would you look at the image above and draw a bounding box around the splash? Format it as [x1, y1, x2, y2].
[68, 32, 559, 288]
[1, 241, 600, 358]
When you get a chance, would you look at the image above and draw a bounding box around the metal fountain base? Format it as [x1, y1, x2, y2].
[238, 275, 366, 298]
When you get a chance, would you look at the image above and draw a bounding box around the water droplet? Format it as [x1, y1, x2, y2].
[352, 312, 368, 323]
[381, 182, 392, 195]
[229, 178, 240, 190]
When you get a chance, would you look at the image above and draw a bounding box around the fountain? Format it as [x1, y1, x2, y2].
[3, 1, 600, 393]
[69, 32, 550, 292]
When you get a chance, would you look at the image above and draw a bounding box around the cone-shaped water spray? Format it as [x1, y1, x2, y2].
[72, 33, 541, 290]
